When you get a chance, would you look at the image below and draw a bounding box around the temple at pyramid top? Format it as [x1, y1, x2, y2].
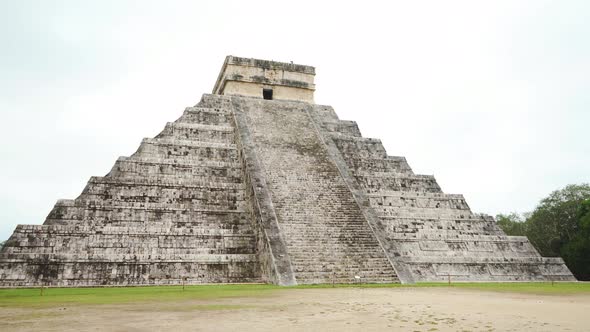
[212, 56, 316, 102]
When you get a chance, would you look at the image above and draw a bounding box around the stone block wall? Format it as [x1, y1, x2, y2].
[0, 95, 262, 287]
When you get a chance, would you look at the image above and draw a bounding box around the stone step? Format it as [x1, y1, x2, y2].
[109, 157, 242, 182]
[177, 107, 233, 125]
[291, 262, 397, 272]
[371, 197, 470, 210]
[379, 214, 495, 222]
[166, 121, 234, 132]
[81, 183, 246, 206]
[82, 181, 246, 198]
[331, 135, 383, 144]
[142, 137, 236, 149]
[133, 138, 238, 162]
[356, 174, 442, 193]
[194, 94, 233, 109]
[295, 271, 398, 284]
[46, 200, 248, 225]
[293, 268, 397, 277]
[51, 199, 249, 212]
[117, 156, 241, 169]
[280, 227, 383, 235]
[0, 273, 263, 288]
[311, 104, 340, 121]
[157, 122, 236, 144]
[389, 233, 528, 242]
[341, 156, 414, 175]
[60, 200, 246, 213]
[375, 208, 477, 218]
[382, 225, 502, 238]
[388, 225, 503, 235]
[286, 247, 388, 256]
[375, 206, 473, 218]
[122, 155, 239, 166]
[320, 120, 362, 137]
[85, 175, 244, 190]
[288, 255, 390, 263]
[403, 259, 575, 282]
[110, 172, 242, 185]
[284, 235, 384, 243]
[385, 219, 499, 230]
[9, 224, 256, 236]
[331, 135, 388, 159]
[77, 197, 246, 212]
[393, 241, 539, 257]
[404, 255, 562, 264]
[186, 106, 231, 115]
[0, 252, 259, 263]
[4, 244, 258, 256]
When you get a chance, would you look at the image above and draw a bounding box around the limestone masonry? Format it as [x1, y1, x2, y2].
[0, 56, 575, 286]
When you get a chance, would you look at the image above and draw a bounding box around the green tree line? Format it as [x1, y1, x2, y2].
[496, 183, 590, 280]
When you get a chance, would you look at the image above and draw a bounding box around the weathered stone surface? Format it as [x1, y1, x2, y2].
[0, 56, 575, 287]
[232, 98, 398, 284]
[312, 105, 575, 282]
[0, 96, 262, 287]
[213, 56, 316, 102]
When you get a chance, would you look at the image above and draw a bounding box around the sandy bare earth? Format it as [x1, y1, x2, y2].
[1, 287, 589, 332]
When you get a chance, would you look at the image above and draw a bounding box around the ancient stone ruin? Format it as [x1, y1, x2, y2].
[0, 56, 575, 286]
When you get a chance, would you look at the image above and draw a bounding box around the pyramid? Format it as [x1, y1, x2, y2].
[0, 56, 575, 286]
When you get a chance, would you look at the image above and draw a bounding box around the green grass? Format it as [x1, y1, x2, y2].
[291, 281, 590, 295]
[0, 284, 280, 308]
[0, 282, 587, 308]
[432, 281, 590, 295]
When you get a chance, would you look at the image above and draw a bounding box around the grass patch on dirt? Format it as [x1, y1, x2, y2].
[1, 282, 587, 307]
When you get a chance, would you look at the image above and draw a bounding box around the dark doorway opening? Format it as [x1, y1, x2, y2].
[263, 88, 273, 100]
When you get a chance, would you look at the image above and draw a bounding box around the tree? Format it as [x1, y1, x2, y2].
[495, 184, 590, 280]
[561, 199, 590, 280]
[526, 184, 590, 257]
[495, 212, 527, 236]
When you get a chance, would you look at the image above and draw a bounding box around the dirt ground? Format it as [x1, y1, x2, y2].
[2, 287, 589, 331]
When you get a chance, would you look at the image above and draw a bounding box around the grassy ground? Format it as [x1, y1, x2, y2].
[0, 282, 587, 308]
[0, 284, 280, 308]
[433, 281, 590, 295]
[296, 281, 590, 295]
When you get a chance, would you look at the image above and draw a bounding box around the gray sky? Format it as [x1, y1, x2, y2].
[0, 0, 588, 240]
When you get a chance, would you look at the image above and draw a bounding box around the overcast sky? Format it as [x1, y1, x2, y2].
[0, 0, 588, 240]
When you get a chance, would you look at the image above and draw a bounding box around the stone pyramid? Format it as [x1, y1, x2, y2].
[0, 56, 574, 286]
